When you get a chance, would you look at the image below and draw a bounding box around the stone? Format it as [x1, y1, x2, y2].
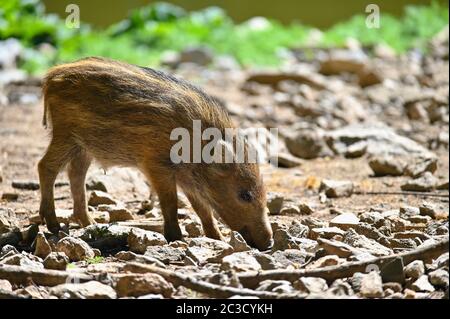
[344, 229, 392, 256]
[86, 167, 148, 197]
[0, 252, 44, 270]
[144, 245, 185, 264]
[369, 156, 406, 176]
[266, 192, 284, 214]
[399, 206, 421, 218]
[359, 272, 384, 298]
[411, 275, 435, 292]
[179, 47, 213, 66]
[420, 202, 448, 220]
[294, 277, 328, 294]
[100, 206, 134, 222]
[271, 249, 311, 268]
[273, 229, 318, 252]
[0, 279, 12, 292]
[330, 213, 360, 230]
[114, 274, 174, 298]
[127, 228, 167, 254]
[401, 172, 438, 192]
[229, 231, 251, 252]
[306, 255, 345, 269]
[43, 252, 69, 270]
[34, 232, 52, 258]
[56, 237, 95, 261]
[253, 252, 282, 270]
[256, 280, 296, 294]
[288, 221, 309, 238]
[310, 227, 345, 240]
[279, 203, 301, 215]
[11, 180, 40, 190]
[186, 237, 233, 264]
[271, 152, 303, 168]
[320, 180, 354, 198]
[285, 130, 333, 159]
[384, 283, 403, 296]
[406, 157, 438, 178]
[328, 279, 354, 297]
[1, 193, 18, 201]
[359, 211, 385, 227]
[325, 124, 435, 159]
[317, 238, 361, 258]
[221, 252, 261, 272]
[184, 220, 203, 237]
[50, 281, 117, 299]
[428, 269, 449, 288]
[88, 191, 117, 206]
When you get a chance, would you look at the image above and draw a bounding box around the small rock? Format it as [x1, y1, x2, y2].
[419, 202, 448, 220]
[56, 237, 95, 261]
[114, 274, 174, 298]
[306, 255, 345, 269]
[253, 252, 282, 270]
[294, 277, 328, 294]
[401, 172, 438, 192]
[279, 203, 301, 215]
[369, 156, 406, 176]
[317, 238, 360, 258]
[0, 252, 43, 270]
[34, 232, 52, 258]
[266, 192, 284, 214]
[359, 272, 384, 298]
[179, 47, 213, 66]
[0, 279, 12, 292]
[310, 227, 345, 240]
[288, 221, 309, 238]
[383, 282, 403, 293]
[429, 269, 449, 288]
[271, 249, 311, 268]
[186, 237, 233, 264]
[128, 228, 167, 254]
[411, 275, 435, 292]
[144, 245, 185, 264]
[1, 193, 18, 201]
[102, 206, 134, 222]
[286, 130, 333, 159]
[229, 231, 251, 252]
[50, 281, 117, 299]
[221, 252, 261, 272]
[330, 213, 360, 230]
[184, 220, 203, 237]
[11, 180, 41, 190]
[320, 179, 354, 198]
[88, 191, 117, 206]
[406, 157, 438, 178]
[344, 229, 392, 256]
[256, 280, 296, 294]
[271, 152, 303, 168]
[42, 252, 69, 271]
[399, 206, 421, 218]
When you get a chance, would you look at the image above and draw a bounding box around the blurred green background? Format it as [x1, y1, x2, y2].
[1, 0, 448, 74]
[43, 0, 445, 28]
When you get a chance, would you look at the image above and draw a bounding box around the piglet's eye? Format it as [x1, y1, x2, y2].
[239, 190, 253, 202]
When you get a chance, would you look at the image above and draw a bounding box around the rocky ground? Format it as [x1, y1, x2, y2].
[0, 27, 449, 299]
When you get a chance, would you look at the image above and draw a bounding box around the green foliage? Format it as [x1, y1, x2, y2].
[86, 256, 104, 264]
[322, 1, 449, 52]
[1, 0, 448, 75]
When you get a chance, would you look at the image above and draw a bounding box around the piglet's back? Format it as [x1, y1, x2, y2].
[42, 57, 232, 167]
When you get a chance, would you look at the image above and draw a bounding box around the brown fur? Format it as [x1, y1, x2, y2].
[39, 57, 273, 250]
